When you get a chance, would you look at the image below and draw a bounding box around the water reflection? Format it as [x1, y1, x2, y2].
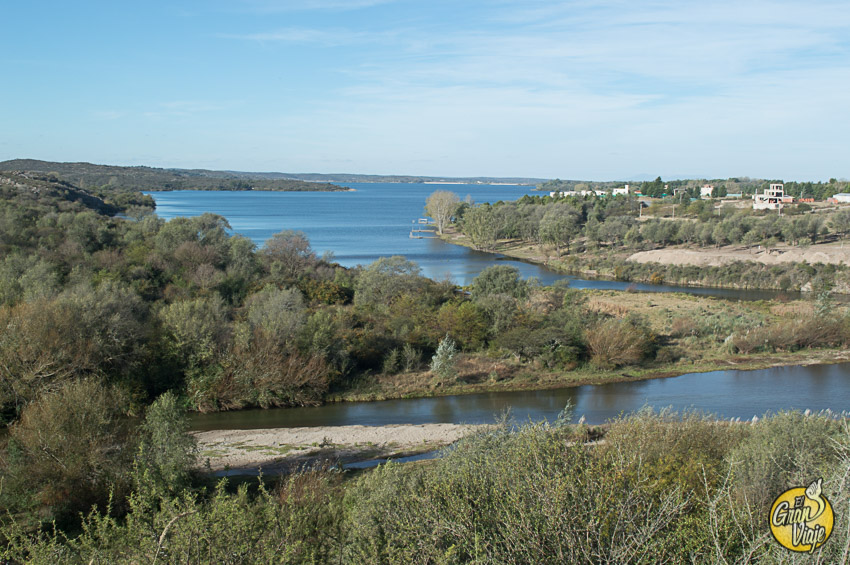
[189, 363, 850, 431]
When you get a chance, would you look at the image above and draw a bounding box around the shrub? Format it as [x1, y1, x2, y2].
[134, 391, 198, 496]
[430, 335, 458, 383]
[344, 419, 694, 564]
[188, 339, 331, 412]
[670, 316, 699, 338]
[2, 473, 344, 564]
[470, 265, 528, 300]
[2, 380, 133, 526]
[401, 343, 421, 373]
[586, 317, 654, 368]
[381, 348, 401, 375]
[728, 410, 844, 513]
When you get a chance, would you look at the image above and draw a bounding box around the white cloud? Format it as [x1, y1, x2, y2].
[70, 1, 850, 178]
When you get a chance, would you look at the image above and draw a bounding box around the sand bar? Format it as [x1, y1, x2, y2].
[628, 244, 850, 267]
[194, 423, 486, 473]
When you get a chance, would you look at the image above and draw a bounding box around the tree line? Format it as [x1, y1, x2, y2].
[449, 191, 850, 256]
[539, 175, 850, 200]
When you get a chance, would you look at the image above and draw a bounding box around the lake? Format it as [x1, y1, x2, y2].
[149, 183, 785, 299]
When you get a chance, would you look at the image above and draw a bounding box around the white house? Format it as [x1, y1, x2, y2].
[612, 184, 630, 196]
[700, 185, 714, 199]
[753, 184, 794, 210]
[550, 189, 607, 197]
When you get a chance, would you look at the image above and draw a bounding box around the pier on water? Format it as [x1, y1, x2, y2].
[410, 218, 438, 238]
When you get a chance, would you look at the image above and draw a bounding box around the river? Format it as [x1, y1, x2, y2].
[189, 362, 850, 431]
[149, 184, 787, 300]
[144, 185, 850, 434]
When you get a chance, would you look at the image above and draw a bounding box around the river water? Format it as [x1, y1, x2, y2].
[190, 363, 850, 431]
[146, 185, 849, 433]
[149, 184, 784, 299]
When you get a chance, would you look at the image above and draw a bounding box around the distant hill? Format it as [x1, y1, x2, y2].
[250, 172, 546, 185]
[0, 170, 121, 216]
[0, 160, 349, 192]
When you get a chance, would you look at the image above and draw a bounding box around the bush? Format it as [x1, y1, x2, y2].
[731, 315, 848, 354]
[470, 265, 528, 300]
[670, 316, 699, 337]
[2, 380, 133, 526]
[430, 335, 458, 383]
[728, 411, 845, 513]
[134, 391, 198, 496]
[603, 408, 744, 496]
[353, 256, 425, 309]
[586, 317, 654, 368]
[344, 419, 694, 564]
[2, 473, 344, 564]
[188, 340, 331, 412]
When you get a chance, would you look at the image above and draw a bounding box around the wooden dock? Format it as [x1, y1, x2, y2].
[410, 218, 438, 238]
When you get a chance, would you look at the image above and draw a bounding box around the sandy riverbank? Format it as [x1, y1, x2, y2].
[628, 243, 850, 267]
[194, 423, 486, 473]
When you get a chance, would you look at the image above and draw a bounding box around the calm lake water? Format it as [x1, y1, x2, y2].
[149, 184, 784, 299]
[190, 362, 850, 431]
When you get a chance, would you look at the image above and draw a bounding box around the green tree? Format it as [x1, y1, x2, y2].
[436, 300, 489, 350]
[430, 335, 458, 382]
[540, 204, 581, 257]
[461, 205, 499, 251]
[829, 210, 850, 240]
[470, 265, 528, 301]
[159, 295, 229, 368]
[354, 256, 424, 308]
[134, 391, 198, 496]
[261, 230, 317, 280]
[246, 285, 306, 347]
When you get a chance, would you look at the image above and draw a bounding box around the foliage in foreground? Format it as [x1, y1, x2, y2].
[3, 409, 849, 564]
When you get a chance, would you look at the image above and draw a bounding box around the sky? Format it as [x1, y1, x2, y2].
[1, 0, 849, 181]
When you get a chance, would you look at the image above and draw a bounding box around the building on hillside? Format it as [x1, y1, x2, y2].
[612, 184, 630, 196]
[753, 184, 794, 210]
[828, 193, 850, 204]
[700, 185, 714, 199]
[549, 189, 607, 197]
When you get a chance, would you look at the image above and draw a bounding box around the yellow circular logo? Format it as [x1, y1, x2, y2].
[769, 478, 833, 553]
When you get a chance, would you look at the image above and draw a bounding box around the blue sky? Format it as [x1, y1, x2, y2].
[2, 0, 848, 180]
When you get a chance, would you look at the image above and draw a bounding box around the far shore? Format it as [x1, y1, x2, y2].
[437, 227, 850, 293]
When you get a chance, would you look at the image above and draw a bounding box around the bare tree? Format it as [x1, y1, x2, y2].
[425, 190, 460, 234]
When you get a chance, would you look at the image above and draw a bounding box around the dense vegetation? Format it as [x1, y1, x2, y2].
[4, 171, 831, 423]
[0, 160, 347, 192]
[2, 170, 850, 559]
[451, 192, 850, 291]
[539, 175, 850, 200]
[458, 193, 844, 253]
[2, 170, 849, 422]
[4, 408, 849, 563]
